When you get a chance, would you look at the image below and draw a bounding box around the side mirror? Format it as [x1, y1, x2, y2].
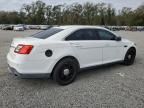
[115, 36, 121, 41]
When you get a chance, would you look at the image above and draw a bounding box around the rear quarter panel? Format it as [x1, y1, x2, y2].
[31, 41, 79, 73]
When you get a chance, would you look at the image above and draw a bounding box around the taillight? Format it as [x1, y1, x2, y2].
[14, 44, 33, 54]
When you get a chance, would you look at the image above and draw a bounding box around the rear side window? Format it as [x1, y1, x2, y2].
[66, 29, 99, 41]
[31, 27, 63, 39]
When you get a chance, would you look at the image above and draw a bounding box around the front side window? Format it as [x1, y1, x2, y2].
[66, 29, 99, 41]
[31, 27, 63, 39]
[97, 29, 116, 40]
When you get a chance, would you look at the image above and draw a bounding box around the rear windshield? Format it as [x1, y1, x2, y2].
[31, 27, 64, 39]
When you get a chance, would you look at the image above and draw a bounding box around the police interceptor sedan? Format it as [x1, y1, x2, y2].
[7, 26, 136, 85]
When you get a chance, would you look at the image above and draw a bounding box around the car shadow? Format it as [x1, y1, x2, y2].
[15, 63, 123, 86]
[78, 63, 123, 77]
[77, 57, 139, 81]
[9, 60, 138, 88]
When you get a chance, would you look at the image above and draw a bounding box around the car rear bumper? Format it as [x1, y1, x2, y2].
[8, 65, 51, 78]
[7, 52, 55, 76]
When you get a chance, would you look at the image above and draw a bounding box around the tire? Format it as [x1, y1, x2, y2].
[123, 48, 136, 65]
[52, 58, 79, 85]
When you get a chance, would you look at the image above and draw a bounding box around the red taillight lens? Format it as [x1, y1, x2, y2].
[14, 44, 33, 54]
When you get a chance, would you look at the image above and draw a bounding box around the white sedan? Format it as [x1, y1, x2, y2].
[7, 26, 136, 85]
[13, 25, 24, 31]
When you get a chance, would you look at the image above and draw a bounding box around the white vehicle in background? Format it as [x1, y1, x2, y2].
[29, 25, 40, 30]
[2, 24, 14, 30]
[7, 26, 136, 85]
[40, 25, 51, 30]
[13, 25, 24, 31]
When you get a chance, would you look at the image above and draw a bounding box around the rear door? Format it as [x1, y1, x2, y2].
[65, 29, 103, 68]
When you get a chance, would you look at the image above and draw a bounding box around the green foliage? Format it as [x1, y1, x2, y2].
[0, 0, 144, 26]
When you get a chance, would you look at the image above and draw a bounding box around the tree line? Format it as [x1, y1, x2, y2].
[0, 0, 144, 26]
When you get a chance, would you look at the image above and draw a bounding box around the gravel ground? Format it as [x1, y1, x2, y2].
[0, 30, 144, 108]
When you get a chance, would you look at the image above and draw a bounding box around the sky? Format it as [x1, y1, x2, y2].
[0, 0, 144, 11]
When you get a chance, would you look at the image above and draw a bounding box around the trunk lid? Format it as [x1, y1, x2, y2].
[10, 37, 39, 48]
[9, 37, 41, 58]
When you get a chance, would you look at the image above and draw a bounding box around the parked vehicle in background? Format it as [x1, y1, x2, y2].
[24, 25, 30, 30]
[2, 25, 14, 30]
[29, 25, 40, 30]
[137, 26, 144, 31]
[40, 25, 51, 30]
[13, 25, 24, 31]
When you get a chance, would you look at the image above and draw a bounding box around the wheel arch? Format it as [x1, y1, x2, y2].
[123, 45, 136, 60]
[124, 46, 136, 59]
[50, 55, 80, 77]
[123, 46, 136, 65]
[127, 46, 136, 53]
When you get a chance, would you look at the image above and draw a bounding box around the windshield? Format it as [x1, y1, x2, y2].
[31, 27, 64, 39]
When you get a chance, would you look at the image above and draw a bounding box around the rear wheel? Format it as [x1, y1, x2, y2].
[53, 58, 79, 85]
[123, 48, 136, 65]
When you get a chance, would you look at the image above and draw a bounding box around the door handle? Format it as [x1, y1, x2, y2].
[70, 43, 82, 47]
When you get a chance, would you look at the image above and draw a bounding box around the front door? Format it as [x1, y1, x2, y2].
[97, 29, 124, 64]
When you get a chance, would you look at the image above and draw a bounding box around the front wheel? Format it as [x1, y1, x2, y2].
[123, 48, 136, 65]
[52, 58, 79, 85]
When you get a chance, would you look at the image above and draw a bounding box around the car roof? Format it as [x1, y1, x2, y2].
[55, 25, 106, 30]
[46, 25, 115, 41]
